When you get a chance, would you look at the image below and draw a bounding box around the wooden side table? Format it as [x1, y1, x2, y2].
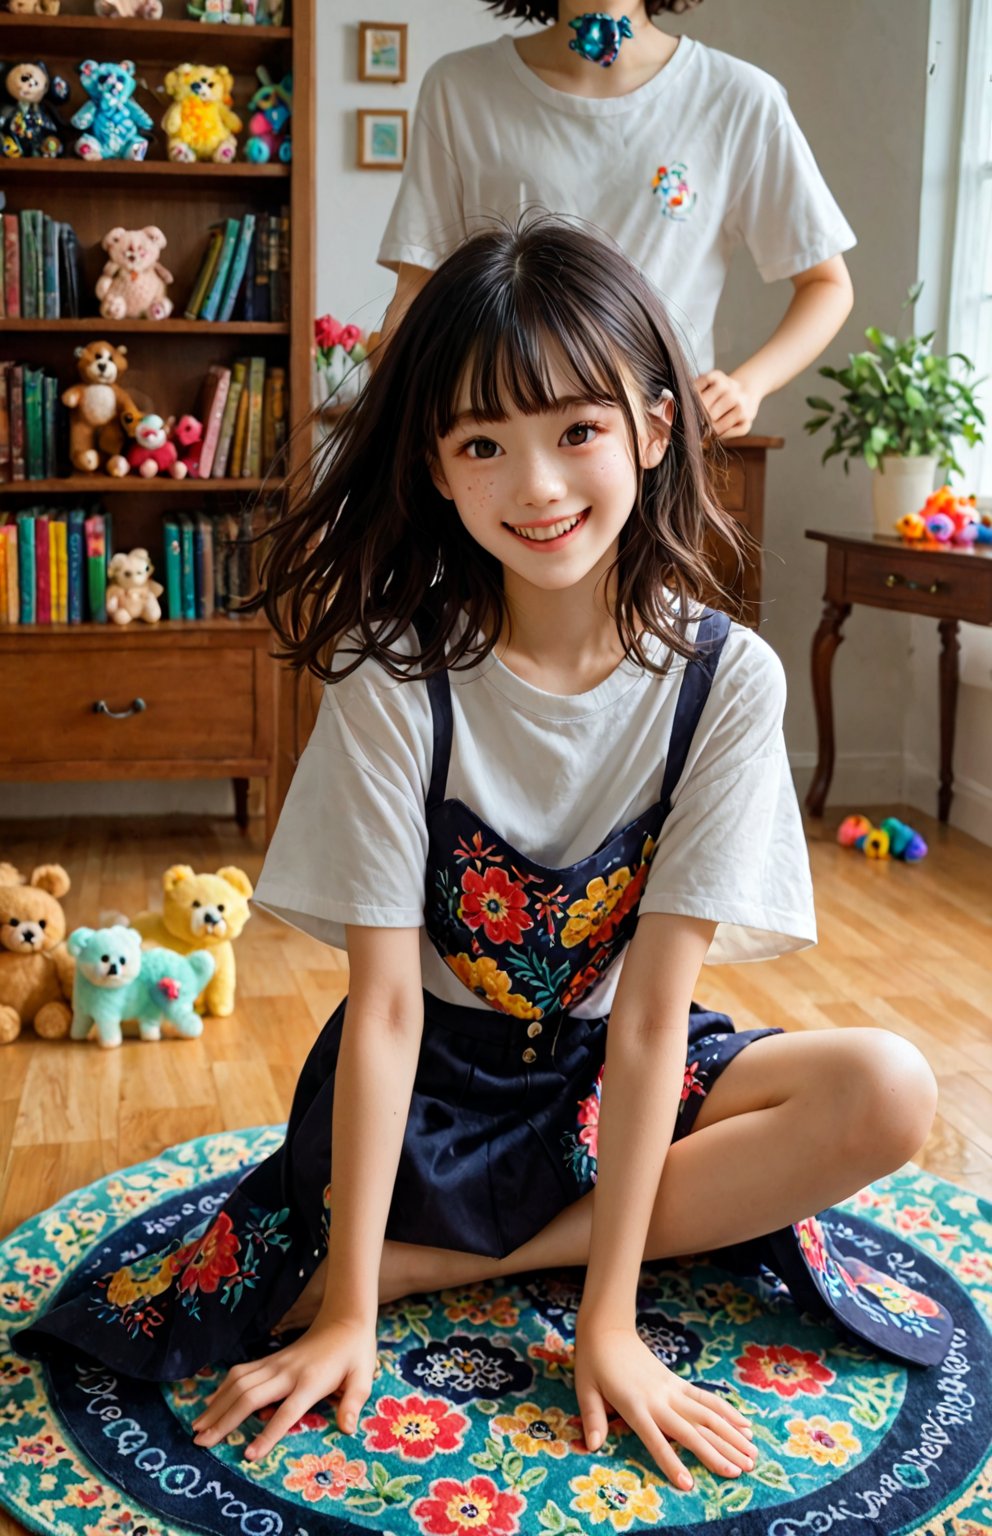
[805, 529, 992, 823]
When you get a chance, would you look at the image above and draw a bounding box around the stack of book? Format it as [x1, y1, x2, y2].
[0, 506, 113, 626]
[0, 361, 65, 481]
[1, 210, 82, 320]
[195, 357, 286, 479]
[162, 508, 256, 621]
[185, 207, 290, 324]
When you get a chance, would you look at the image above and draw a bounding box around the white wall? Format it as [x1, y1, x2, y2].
[3, 0, 940, 823]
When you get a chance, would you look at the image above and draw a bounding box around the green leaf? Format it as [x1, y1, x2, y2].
[504, 1451, 525, 1481]
[518, 1466, 548, 1491]
[372, 1461, 390, 1493]
[538, 1500, 567, 1533]
[469, 1452, 498, 1471]
[806, 396, 835, 413]
[753, 1458, 795, 1492]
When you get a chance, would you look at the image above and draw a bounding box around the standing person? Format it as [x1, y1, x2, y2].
[19, 222, 947, 1484]
[376, 0, 855, 438]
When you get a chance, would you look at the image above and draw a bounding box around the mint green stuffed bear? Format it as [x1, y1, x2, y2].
[68, 924, 214, 1048]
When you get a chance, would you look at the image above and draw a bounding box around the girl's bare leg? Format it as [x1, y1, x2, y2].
[279, 1027, 936, 1329]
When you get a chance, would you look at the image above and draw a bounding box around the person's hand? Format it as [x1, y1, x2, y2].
[694, 370, 762, 439]
[191, 1315, 377, 1461]
[574, 1321, 754, 1490]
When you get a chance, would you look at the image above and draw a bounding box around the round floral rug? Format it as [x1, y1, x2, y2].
[1, 1128, 990, 1536]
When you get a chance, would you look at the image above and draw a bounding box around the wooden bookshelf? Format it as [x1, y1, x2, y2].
[0, 0, 315, 841]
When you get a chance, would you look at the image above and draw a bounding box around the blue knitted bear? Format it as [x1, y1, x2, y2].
[72, 60, 154, 161]
[68, 925, 214, 1047]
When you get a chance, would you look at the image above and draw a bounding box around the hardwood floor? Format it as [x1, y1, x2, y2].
[1, 805, 990, 1248]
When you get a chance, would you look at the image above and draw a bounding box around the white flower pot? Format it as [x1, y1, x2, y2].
[871, 455, 938, 536]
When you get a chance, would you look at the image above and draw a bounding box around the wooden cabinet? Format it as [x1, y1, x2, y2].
[0, 1, 315, 840]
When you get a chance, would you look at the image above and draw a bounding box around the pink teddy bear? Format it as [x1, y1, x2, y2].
[96, 225, 173, 321]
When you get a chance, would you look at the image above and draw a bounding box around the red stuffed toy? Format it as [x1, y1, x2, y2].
[173, 413, 203, 478]
[126, 413, 186, 479]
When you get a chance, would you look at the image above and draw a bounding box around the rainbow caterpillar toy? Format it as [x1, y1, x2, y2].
[837, 815, 928, 861]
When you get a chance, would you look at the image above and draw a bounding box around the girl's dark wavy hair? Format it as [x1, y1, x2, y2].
[253, 216, 742, 683]
[485, 0, 702, 21]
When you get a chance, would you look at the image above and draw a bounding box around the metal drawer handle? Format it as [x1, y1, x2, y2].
[93, 697, 147, 720]
[884, 574, 943, 595]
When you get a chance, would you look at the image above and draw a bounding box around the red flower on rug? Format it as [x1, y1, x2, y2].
[412, 1474, 524, 1535]
[174, 1212, 240, 1295]
[459, 867, 533, 946]
[282, 1449, 367, 1502]
[734, 1343, 835, 1397]
[361, 1393, 469, 1461]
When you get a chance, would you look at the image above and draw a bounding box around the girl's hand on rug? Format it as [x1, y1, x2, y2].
[191, 1316, 377, 1460]
[574, 1324, 755, 1489]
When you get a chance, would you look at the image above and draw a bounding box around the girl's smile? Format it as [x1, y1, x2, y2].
[505, 507, 591, 547]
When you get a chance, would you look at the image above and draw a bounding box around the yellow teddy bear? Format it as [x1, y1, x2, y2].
[162, 63, 242, 163]
[132, 864, 252, 1017]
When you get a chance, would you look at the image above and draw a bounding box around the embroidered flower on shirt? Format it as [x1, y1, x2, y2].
[445, 953, 543, 1020]
[561, 869, 631, 949]
[459, 866, 534, 946]
[652, 160, 697, 220]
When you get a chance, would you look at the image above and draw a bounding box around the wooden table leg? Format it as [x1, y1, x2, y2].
[232, 777, 249, 831]
[806, 598, 851, 818]
[938, 618, 959, 824]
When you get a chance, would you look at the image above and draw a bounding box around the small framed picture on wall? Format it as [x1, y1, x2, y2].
[358, 22, 408, 84]
[357, 108, 408, 170]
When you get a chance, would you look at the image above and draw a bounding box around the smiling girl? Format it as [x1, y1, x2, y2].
[18, 220, 948, 1489]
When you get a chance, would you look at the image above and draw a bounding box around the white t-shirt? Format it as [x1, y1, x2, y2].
[255, 618, 817, 1019]
[377, 34, 855, 371]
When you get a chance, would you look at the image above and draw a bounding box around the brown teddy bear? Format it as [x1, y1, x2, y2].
[3, 3, 61, 15]
[0, 862, 75, 1045]
[106, 547, 163, 624]
[96, 226, 173, 321]
[62, 340, 139, 476]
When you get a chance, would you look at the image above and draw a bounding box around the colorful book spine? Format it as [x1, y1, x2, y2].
[23, 369, 44, 481]
[240, 230, 256, 322]
[16, 511, 36, 624]
[20, 211, 38, 320]
[252, 215, 270, 321]
[262, 365, 286, 471]
[178, 515, 196, 620]
[199, 218, 241, 324]
[3, 214, 20, 319]
[194, 512, 215, 619]
[229, 375, 251, 479]
[58, 222, 82, 318]
[213, 359, 246, 480]
[0, 362, 10, 482]
[0, 532, 6, 623]
[43, 214, 60, 320]
[67, 508, 85, 623]
[0, 222, 5, 319]
[198, 365, 231, 478]
[243, 356, 266, 480]
[9, 365, 26, 482]
[84, 514, 107, 623]
[163, 518, 182, 620]
[35, 514, 51, 624]
[184, 224, 224, 320]
[217, 213, 256, 323]
[42, 373, 58, 478]
[3, 524, 18, 623]
[53, 515, 68, 623]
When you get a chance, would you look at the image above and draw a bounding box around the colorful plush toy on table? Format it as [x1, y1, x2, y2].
[837, 815, 928, 862]
[125, 413, 188, 479]
[162, 62, 241, 162]
[896, 486, 979, 546]
[0, 862, 74, 1046]
[132, 864, 253, 1017]
[72, 59, 154, 161]
[106, 547, 164, 624]
[244, 65, 291, 163]
[187, 0, 284, 22]
[0, 61, 70, 158]
[172, 413, 203, 476]
[96, 225, 174, 321]
[68, 925, 214, 1047]
[976, 511, 992, 546]
[62, 340, 139, 477]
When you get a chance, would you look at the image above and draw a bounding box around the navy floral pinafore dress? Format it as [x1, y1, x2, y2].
[17, 610, 954, 1375]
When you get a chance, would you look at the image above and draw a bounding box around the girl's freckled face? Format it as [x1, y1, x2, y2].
[433, 374, 669, 592]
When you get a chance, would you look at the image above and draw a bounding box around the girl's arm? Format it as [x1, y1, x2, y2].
[696, 253, 854, 437]
[191, 924, 424, 1460]
[575, 911, 754, 1488]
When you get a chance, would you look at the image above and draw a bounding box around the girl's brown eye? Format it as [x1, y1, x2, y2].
[565, 424, 595, 446]
[471, 439, 498, 460]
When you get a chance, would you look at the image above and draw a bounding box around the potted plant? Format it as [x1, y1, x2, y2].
[805, 293, 984, 535]
[314, 314, 368, 408]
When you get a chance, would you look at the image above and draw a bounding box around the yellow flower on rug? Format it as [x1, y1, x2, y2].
[783, 1415, 862, 1468]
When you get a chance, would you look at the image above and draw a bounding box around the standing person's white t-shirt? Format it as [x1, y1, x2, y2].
[377, 35, 856, 370]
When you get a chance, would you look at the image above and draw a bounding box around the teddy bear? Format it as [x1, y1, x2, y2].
[68, 925, 214, 1048]
[4, 3, 61, 14]
[0, 862, 75, 1045]
[133, 865, 253, 1017]
[94, 0, 163, 17]
[125, 414, 187, 479]
[106, 547, 163, 625]
[162, 63, 242, 163]
[72, 59, 154, 161]
[62, 340, 139, 476]
[173, 414, 203, 477]
[1, 61, 71, 159]
[96, 226, 174, 321]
